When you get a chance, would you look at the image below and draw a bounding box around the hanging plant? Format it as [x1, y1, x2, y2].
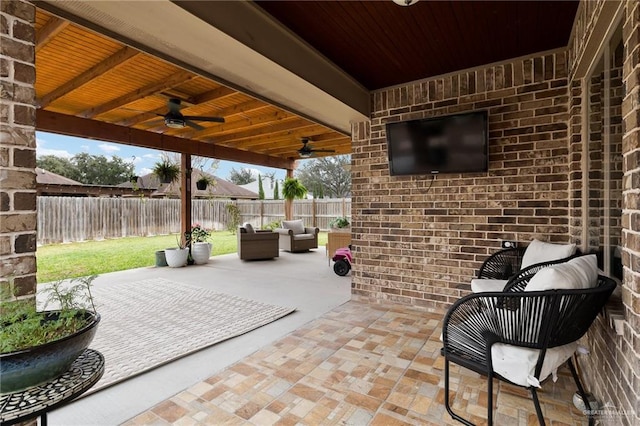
[282, 177, 307, 201]
[152, 160, 180, 184]
[196, 176, 213, 190]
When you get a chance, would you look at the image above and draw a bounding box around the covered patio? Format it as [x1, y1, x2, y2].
[1, 0, 638, 425]
[47, 250, 586, 426]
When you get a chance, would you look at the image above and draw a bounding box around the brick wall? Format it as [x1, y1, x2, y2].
[0, 0, 37, 298]
[352, 50, 571, 311]
[565, 1, 640, 424]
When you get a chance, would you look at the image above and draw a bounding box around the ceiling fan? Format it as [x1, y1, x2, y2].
[150, 98, 225, 131]
[298, 138, 336, 158]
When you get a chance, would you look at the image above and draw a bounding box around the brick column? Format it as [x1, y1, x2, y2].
[620, 0, 640, 421]
[0, 0, 37, 299]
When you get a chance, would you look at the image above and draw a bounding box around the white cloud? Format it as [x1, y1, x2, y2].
[98, 143, 120, 154]
[143, 153, 160, 159]
[140, 167, 152, 175]
[37, 148, 74, 159]
[81, 145, 90, 151]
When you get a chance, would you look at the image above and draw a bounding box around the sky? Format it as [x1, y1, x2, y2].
[36, 131, 288, 181]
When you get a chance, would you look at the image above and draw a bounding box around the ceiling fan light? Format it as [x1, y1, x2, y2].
[165, 118, 185, 128]
[392, 0, 419, 5]
[299, 151, 312, 158]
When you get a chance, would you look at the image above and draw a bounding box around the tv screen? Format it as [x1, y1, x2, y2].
[386, 111, 488, 175]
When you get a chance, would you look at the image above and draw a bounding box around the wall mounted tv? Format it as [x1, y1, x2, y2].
[386, 111, 488, 176]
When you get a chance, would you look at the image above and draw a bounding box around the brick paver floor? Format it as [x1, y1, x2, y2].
[124, 300, 589, 425]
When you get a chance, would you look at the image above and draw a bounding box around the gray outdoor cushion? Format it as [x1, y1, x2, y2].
[243, 223, 255, 234]
[282, 220, 305, 235]
[292, 233, 315, 240]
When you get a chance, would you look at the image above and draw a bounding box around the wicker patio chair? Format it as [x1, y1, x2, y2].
[477, 247, 527, 280]
[237, 226, 279, 260]
[442, 275, 617, 426]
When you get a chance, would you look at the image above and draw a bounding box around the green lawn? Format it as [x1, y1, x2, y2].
[37, 231, 329, 283]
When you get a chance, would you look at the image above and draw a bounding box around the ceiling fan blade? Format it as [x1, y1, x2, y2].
[311, 149, 336, 153]
[185, 120, 205, 131]
[183, 115, 225, 123]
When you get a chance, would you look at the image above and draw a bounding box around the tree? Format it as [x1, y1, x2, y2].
[297, 155, 351, 198]
[36, 155, 78, 180]
[72, 153, 134, 185]
[258, 175, 265, 199]
[37, 153, 134, 185]
[228, 167, 256, 185]
[273, 180, 279, 200]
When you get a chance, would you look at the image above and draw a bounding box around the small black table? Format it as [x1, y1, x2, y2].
[0, 349, 104, 426]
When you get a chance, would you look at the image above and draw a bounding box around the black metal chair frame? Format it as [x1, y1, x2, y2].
[442, 275, 616, 426]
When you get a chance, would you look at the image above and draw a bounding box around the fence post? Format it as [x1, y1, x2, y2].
[312, 198, 317, 227]
[260, 200, 264, 229]
[342, 198, 346, 217]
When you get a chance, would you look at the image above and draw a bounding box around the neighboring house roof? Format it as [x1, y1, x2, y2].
[36, 168, 154, 197]
[36, 168, 82, 185]
[239, 176, 281, 199]
[119, 169, 258, 199]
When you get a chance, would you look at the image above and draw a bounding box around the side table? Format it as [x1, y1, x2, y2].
[0, 349, 104, 426]
[327, 231, 351, 261]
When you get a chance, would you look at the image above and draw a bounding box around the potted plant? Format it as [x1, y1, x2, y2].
[329, 216, 350, 231]
[196, 175, 213, 191]
[189, 224, 212, 265]
[152, 160, 180, 184]
[282, 177, 307, 220]
[164, 236, 189, 267]
[0, 276, 100, 393]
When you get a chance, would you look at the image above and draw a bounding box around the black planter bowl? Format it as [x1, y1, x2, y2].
[0, 310, 100, 394]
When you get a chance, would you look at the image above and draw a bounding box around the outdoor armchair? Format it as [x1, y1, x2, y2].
[275, 219, 319, 252]
[237, 224, 279, 260]
[472, 239, 578, 293]
[442, 260, 616, 426]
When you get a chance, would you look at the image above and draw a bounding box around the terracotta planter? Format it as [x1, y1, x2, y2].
[0, 311, 100, 393]
[191, 242, 212, 265]
[165, 247, 189, 267]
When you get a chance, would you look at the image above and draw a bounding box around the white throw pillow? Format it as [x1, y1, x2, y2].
[525, 254, 598, 291]
[520, 239, 577, 269]
[243, 223, 255, 234]
[470, 279, 508, 293]
[282, 220, 305, 235]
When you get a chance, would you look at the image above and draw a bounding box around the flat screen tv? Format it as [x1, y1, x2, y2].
[386, 111, 488, 175]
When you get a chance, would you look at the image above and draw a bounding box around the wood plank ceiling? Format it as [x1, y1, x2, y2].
[255, 0, 579, 90]
[34, 8, 351, 169]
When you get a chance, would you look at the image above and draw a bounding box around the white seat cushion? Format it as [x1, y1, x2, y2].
[521, 239, 577, 269]
[282, 220, 305, 235]
[492, 341, 577, 387]
[471, 279, 508, 293]
[525, 254, 598, 291]
[293, 233, 315, 241]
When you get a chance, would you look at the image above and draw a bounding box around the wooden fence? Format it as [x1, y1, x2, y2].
[37, 197, 351, 245]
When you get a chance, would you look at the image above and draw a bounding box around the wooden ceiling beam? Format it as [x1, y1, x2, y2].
[234, 130, 345, 148]
[225, 124, 326, 149]
[183, 110, 293, 139]
[37, 110, 294, 170]
[35, 16, 69, 52]
[80, 70, 196, 118]
[38, 47, 140, 108]
[213, 117, 311, 144]
[119, 86, 241, 127]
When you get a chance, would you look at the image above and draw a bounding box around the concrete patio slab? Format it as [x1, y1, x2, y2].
[47, 248, 351, 425]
